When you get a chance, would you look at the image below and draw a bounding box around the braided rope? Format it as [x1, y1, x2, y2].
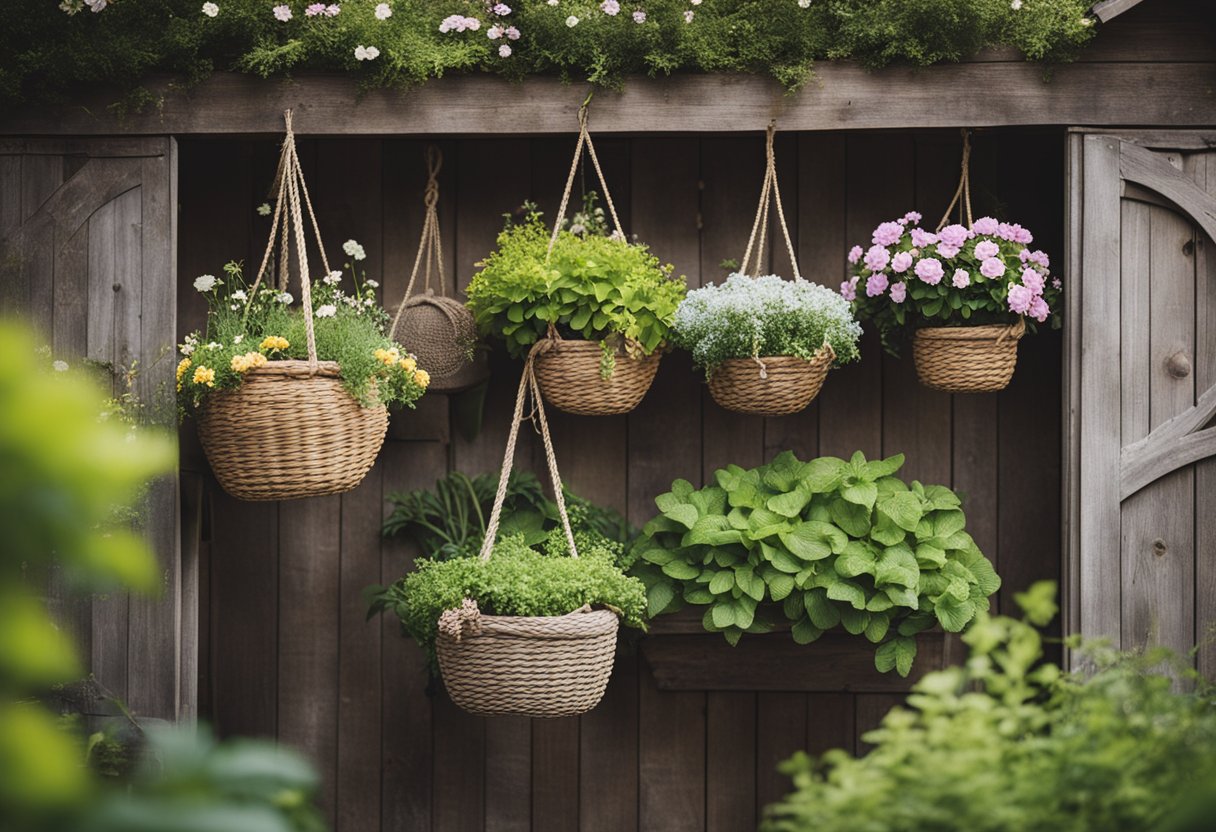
[546, 99, 626, 259]
[936, 128, 975, 232]
[391, 145, 446, 336]
[739, 122, 801, 280]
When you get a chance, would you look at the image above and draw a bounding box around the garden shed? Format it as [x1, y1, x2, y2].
[3, 0, 1216, 829]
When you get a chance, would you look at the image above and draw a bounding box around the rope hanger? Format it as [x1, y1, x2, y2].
[390, 145, 446, 336]
[936, 128, 975, 231]
[739, 121, 801, 281]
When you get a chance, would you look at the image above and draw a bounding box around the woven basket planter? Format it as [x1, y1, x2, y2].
[912, 321, 1024, 393]
[708, 346, 834, 417]
[198, 360, 389, 501]
[393, 291, 488, 394]
[533, 340, 661, 416]
[437, 607, 620, 717]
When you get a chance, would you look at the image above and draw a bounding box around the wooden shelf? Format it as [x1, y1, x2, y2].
[641, 610, 951, 693]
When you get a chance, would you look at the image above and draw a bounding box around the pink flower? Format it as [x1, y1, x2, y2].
[324, 3, 339, 15]
[936, 243, 960, 259]
[1007, 283, 1034, 314]
[971, 216, 999, 236]
[600, 0, 619, 14]
[938, 224, 969, 248]
[273, 4, 292, 20]
[915, 258, 944, 285]
[1052, 277, 1062, 290]
[903, 211, 922, 225]
[872, 221, 903, 247]
[980, 257, 1006, 279]
[499, 43, 512, 57]
[493, 2, 511, 14]
[632, 9, 646, 22]
[1027, 249, 1050, 270]
[974, 240, 1000, 260]
[866, 273, 889, 297]
[1012, 224, 1033, 244]
[847, 245, 864, 265]
[863, 245, 890, 273]
[305, 3, 325, 15]
[506, 25, 520, 38]
[839, 277, 858, 302]
[910, 227, 938, 248]
[487, 25, 503, 38]
[891, 251, 913, 273]
[1021, 267, 1045, 295]
[952, 268, 970, 288]
[890, 281, 907, 303]
[1028, 296, 1050, 322]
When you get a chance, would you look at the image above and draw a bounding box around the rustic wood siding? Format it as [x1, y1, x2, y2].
[179, 129, 1063, 831]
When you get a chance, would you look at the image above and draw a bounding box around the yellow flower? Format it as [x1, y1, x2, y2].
[176, 358, 192, 382]
[374, 346, 401, 367]
[192, 366, 216, 387]
[231, 351, 268, 374]
[399, 356, 417, 373]
[414, 369, 430, 389]
[260, 335, 289, 353]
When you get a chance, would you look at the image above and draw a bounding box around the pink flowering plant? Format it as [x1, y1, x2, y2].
[842, 212, 1061, 354]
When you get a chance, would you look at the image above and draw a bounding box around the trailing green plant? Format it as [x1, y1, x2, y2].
[630, 450, 1000, 675]
[465, 201, 685, 367]
[382, 468, 635, 560]
[370, 530, 647, 669]
[671, 273, 862, 375]
[177, 253, 428, 412]
[761, 582, 1216, 832]
[0, 0, 1099, 107]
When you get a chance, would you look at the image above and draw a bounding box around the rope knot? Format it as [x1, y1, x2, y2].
[438, 598, 482, 641]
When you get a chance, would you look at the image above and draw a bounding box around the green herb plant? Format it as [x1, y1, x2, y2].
[761, 582, 1216, 832]
[371, 530, 647, 670]
[631, 450, 1000, 675]
[465, 201, 686, 373]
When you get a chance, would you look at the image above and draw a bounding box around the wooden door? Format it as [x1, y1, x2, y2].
[0, 137, 190, 720]
[1067, 131, 1216, 675]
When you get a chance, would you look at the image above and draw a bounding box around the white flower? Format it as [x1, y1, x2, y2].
[179, 343, 195, 356]
[194, 274, 218, 292]
[234, 334, 244, 344]
[323, 270, 343, 285]
[364, 298, 375, 307]
[1080, 15, 1093, 26]
[1010, 0, 1022, 8]
[206, 342, 222, 350]
[231, 289, 248, 301]
[315, 304, 337, 318]
[797, 0, 811, 7]
[566, 14, 579, 26]
[374, 2, 391, 19]
[273, 4, 292, 21]
[52, 360, 69, 372]
[354, 45, 381, 61]
[499, 44, 512, 57]
[202, 2, 219, 16]
[277, 291, 293, 304]
[257, 202, 271, 216]
[343, 239, 367, 260]
[547, 0, 558, 5]
[365, 279, 379, 288]
[683, 9, 694, 22]
[85, 0, 107, 12]
[690, 0, 702, 4]
[488, 25, 503, 39]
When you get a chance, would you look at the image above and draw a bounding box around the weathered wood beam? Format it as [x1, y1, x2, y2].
[1093, 0, 1150, 23]
[3, 63, 1215, 136]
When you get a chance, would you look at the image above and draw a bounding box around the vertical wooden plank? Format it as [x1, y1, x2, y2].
[20, 153, 62, 335]
[1063, 132, 1085, 649]
[853, 693, 904, 753]
[1078, 135, 1123, 645]
[1196, 152, 1216, 680]
[755, 693, 807, 815]
[380, 442, 441, 832]
[0, 151, 24, 313]
[632, 137, 705, 832]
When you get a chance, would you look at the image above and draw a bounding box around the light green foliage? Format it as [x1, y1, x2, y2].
[381, 468, 635, 561]
[177, 259, 426, 411]
[761, 583, 1216, 832]
[372, 532, 647, 670]
[0, 0, 1097, 106]
[631, 450, 999, 674]
[465, 205, 685, 362]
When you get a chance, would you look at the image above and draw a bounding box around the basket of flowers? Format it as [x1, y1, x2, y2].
[179, 111, 428, 501]
[674, 124, 862, 416]
[844, 130, 1062, 393]
[466, 105, 685, 416]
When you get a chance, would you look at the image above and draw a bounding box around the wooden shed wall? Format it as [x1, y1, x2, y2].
[178, 128, 1063, 832]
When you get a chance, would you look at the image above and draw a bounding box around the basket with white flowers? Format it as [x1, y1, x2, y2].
[179, 111, 428, 501]
[843, 131, 1062, 393]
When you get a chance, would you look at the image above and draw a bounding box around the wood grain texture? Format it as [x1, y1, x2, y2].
[7, 63, 1216, 136]
[1196, 152, 1216, 681]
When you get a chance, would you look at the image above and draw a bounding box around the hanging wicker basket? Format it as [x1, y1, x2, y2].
[533, 339, 661, 416]
[392, 291, 488, 394]
[708, 345, 834, 417]
[195, 110, 387, 501]
[437, 607, 619, 718]
[198, 361, 388, 501]
[435, 345, 621, 717]
[912, 319, 1025, 393]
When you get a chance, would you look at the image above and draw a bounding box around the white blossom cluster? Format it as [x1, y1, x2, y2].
[673, 273, 861, 372]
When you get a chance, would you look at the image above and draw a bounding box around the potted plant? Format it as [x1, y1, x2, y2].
[673, 273, 862, 415]
[370, 359, 645, 717]
[630, 450, 1000, 676]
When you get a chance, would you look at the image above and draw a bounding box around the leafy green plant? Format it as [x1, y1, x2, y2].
[761, 582, 1216, 832]
[631, 450, 1000, 675]
[371, 530, 647, 669]
[177, 255, 428, 412]
[382, 468, 634, 560]
[465, 203, 686, 365]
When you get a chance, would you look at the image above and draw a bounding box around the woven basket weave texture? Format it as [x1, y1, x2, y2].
[392, 292, 488, 393]
[708, 349, 833, 416]
[437, 608, 620, 717]
[533, 339, 661, 416]
[198, 360, 388, 501]
[912, 322, 1023, 393]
